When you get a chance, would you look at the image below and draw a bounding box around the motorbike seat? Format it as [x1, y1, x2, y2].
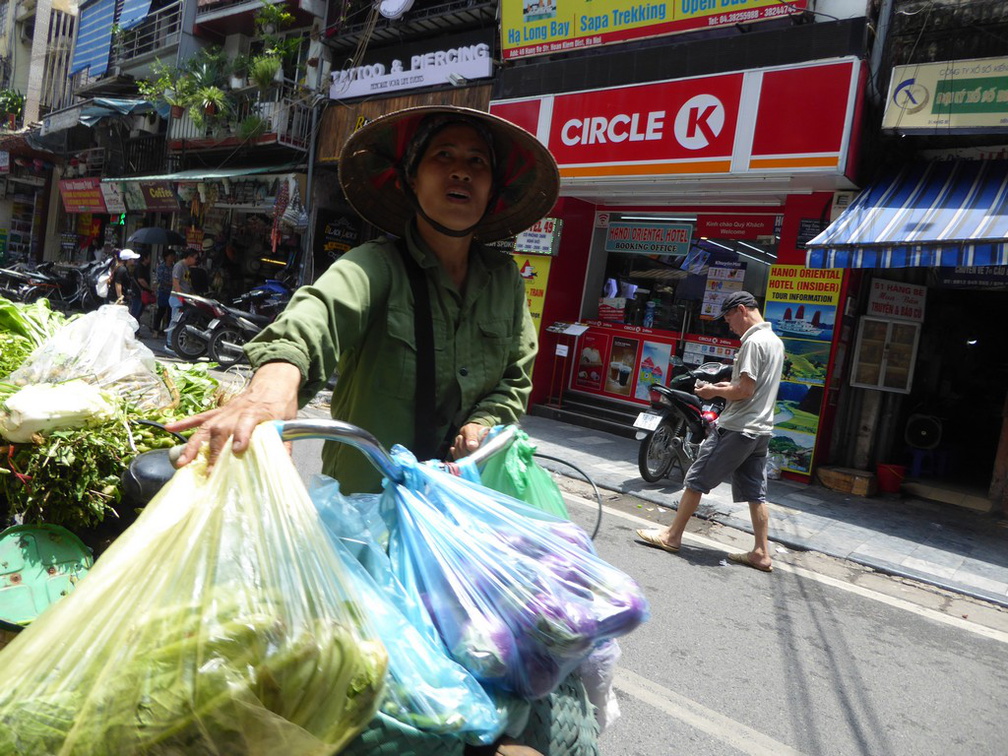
[650, 383, 703, 410]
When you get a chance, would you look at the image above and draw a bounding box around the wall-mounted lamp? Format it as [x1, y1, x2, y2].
[447, 72, 468, 87]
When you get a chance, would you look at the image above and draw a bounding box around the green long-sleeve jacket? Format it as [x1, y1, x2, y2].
[244, 223, 538, 493]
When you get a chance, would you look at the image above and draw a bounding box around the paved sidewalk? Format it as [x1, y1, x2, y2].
[520, 415, 1008, 609]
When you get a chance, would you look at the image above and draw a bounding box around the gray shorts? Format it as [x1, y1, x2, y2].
[683, 427, 771, 503]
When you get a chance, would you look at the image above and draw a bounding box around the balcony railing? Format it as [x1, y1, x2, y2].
[64, 147, 107, 178]
[111, 1, 184, 67]
[124, 134, 174, 176]
[167, 81, 312, 152]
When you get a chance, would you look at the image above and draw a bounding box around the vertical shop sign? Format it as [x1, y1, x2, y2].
[512, 253, 553, 330]
[700, 260, 745, 319]
[764, 265, 844, 477]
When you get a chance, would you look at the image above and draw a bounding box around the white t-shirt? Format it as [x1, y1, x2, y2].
[717, 321, 784, 435]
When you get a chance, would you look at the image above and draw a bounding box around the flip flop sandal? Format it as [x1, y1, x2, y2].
[635, 528, 680, 554]
[727, 552, 773, 572]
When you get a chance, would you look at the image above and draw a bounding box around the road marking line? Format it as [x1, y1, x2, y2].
[565, 494, 1008, 644]
[615, 668, 805, 755]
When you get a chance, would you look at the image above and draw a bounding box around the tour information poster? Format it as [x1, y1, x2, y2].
[764, 265, 843, 476]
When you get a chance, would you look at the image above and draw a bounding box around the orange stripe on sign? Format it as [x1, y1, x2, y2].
[561, 160, 733, 178]
[749, 156, 839, 169]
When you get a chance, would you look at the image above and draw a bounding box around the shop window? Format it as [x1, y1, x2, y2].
[595, 212, 776, 339]
[850, 316, 920, 394]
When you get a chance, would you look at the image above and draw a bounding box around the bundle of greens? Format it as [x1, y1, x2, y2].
[0, 427, 388, 754]
[0, 297, 66, 378]
[0, 362, 222, 532]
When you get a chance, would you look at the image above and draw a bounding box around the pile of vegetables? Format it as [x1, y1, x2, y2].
[0, 297, 228, 538]
[0, 428, 388, 754]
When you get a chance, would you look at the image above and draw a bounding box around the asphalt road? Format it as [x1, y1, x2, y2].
[286, 429, 1008, 755]
[566, 482, 1008, 756]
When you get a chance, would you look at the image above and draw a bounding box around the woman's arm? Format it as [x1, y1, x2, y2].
[166, 361, 303, 467]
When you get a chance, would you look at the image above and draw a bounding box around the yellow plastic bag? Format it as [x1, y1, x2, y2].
[0, 425, 387, 755]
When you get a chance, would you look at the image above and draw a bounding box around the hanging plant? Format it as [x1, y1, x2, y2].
[254, 0, 295, 37]
[249, 55, 282, 92]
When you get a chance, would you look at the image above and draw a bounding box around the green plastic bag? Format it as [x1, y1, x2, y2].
[479, 427, 569, 519]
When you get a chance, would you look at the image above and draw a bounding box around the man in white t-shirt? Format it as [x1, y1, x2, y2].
[636, 291, 785, 572]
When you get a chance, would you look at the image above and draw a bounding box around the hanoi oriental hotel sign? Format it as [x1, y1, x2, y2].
[502, 0, 807, 60]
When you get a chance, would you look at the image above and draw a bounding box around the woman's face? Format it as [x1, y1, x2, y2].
[409, 124, 493, 235]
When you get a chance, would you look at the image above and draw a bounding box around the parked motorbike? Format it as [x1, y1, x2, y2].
[169, 280, 292, 364]
[0, 260, 105, 312]
[634, 360, 735, 482]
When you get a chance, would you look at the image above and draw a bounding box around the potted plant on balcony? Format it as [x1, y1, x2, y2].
[138, 60, 191, 118]
[230, 52, 251, 89]
[238, 114, 268, 140]
[249, 54, 282, 93]
[189, 86, 232, 134]
[0, 88, 25, 130]
[254, 0, 294, 36]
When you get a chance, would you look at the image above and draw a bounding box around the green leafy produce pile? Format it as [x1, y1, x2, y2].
[0, 298, 228, 535]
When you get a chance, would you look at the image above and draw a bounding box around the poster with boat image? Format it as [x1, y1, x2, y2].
[765, 265, 843, 476]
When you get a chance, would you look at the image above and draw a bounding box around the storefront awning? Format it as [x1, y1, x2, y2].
[806, 160, 1008, 269]
[103, 165, 304, 183]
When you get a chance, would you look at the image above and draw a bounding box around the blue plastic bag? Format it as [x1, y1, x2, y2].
[309, 477, 509, 745]
[385, 447, 650, 700]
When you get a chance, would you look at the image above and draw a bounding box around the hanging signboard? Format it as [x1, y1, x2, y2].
[764, 265, 844, 478]
[490, 58, 860, 181]
[882, 56, 1008, 133]
[501, 0, 807, 61]
[60, 178, 107, 213]
[99, 182, 126, 214]
[866, 279, 927, 322]
[604, 221, 692, 255]
[330, 29, 493, 99]
[700, 260, 745, 319]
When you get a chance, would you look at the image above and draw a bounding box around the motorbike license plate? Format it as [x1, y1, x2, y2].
[633, 411, 663, 431]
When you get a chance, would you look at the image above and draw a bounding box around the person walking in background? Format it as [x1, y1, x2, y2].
[113, 249, 141, 315]
[166, 248, 199, 349]
[134, 250, 155, 326]
[152, 249, 176, 339]
[636, 291, 785, 572]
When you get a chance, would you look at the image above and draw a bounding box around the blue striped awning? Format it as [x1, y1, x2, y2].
[118, 0, 154, 30]
[70, 0, 116, 76]
[806, 160, 1008, 269]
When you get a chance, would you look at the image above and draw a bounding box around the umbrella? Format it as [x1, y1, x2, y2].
[127, 227, 187, 247]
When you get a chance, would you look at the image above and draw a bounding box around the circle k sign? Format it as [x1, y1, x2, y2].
[547, 73, 743, 164]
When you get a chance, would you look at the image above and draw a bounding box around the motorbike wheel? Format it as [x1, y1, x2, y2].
[638, 417, 685, 483]
[169, 311, 209, 360]
[209, 326, 247, 368]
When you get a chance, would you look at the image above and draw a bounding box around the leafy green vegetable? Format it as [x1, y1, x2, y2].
[0, 296, 66, 348]
[0, 362, 223, 535]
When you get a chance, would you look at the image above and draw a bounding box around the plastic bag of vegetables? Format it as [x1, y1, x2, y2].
[385, 447, 649, 700]
[0, 425, 387, 755]
[311, 478, 508, 746]
[471, 426, 569, 519]
[7, 304, 171, 411]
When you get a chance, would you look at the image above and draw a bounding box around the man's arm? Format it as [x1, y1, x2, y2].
[695, 373, 755, 402]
